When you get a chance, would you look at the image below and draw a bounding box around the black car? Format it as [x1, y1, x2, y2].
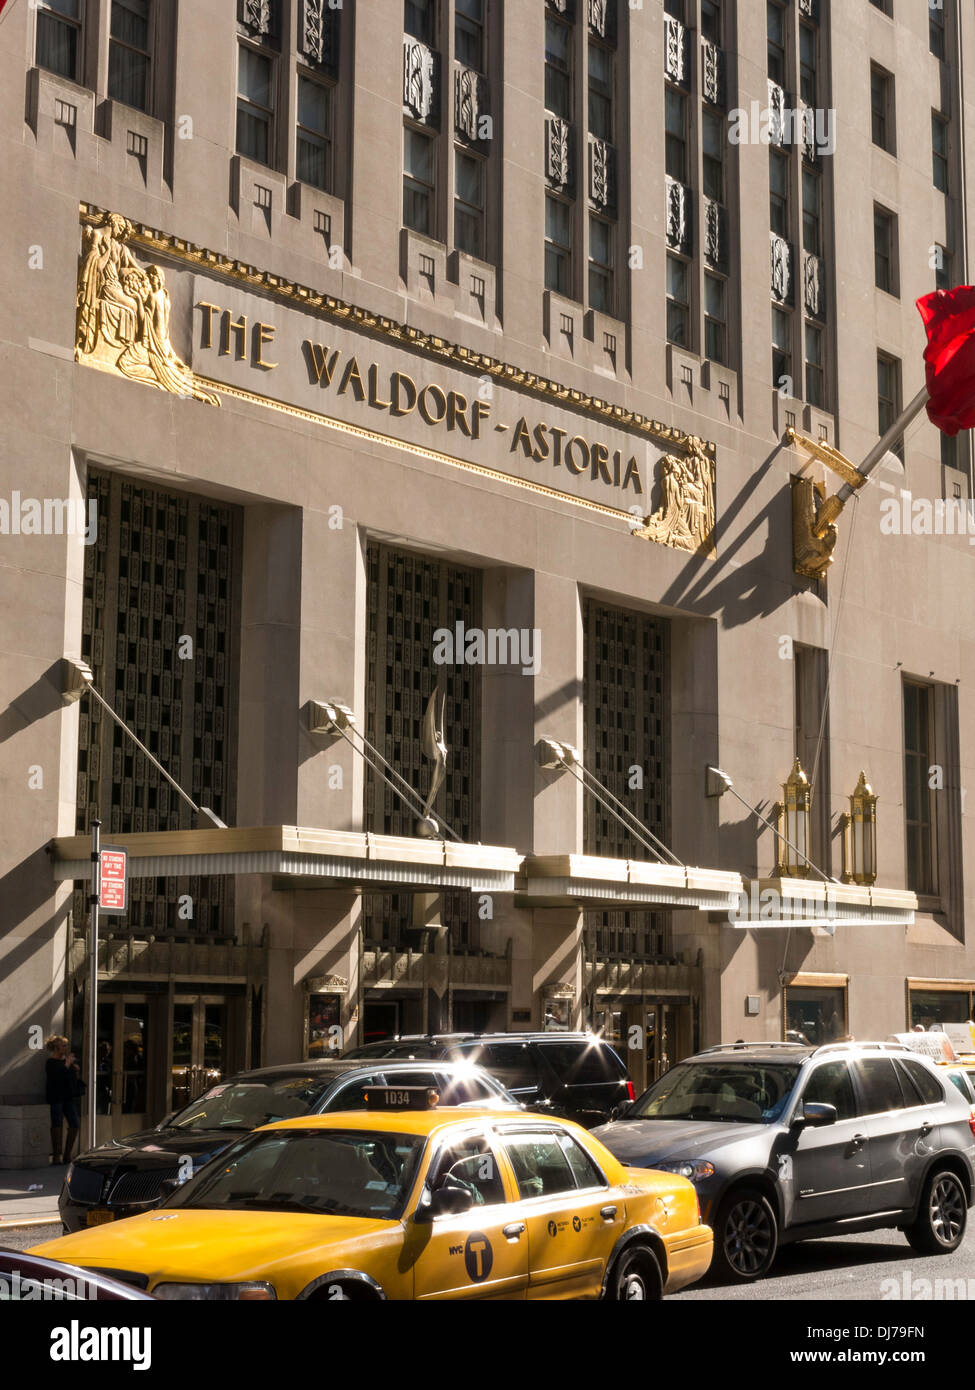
[593, 1040, 975, 1283]
[59, 1057, 516, 1233]
[0, 1248, 154, 1300]
[344, 1031, 634, 1127]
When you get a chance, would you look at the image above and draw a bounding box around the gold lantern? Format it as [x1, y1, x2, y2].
[774, 758, 812, 878]
[842, 771, 878, 885]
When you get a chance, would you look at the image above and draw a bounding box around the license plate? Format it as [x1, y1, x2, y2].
[86, 1209, 115, 1226]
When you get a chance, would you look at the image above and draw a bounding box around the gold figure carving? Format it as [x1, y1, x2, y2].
[791, 475, 837, 581]
[632, 438, 716, 554]
[75, 211, 219, 406]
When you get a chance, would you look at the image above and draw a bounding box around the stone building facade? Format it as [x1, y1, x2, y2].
[0, 0, 973, 1161]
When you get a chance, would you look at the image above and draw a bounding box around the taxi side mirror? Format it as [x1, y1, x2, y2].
[417, 1184, 475, 1222]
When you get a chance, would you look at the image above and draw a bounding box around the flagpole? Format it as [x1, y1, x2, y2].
[812, 386, 930, 535]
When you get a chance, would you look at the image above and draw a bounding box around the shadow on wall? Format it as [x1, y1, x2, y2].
[659, 444, 798, 629]
[0, 661, 66, 745]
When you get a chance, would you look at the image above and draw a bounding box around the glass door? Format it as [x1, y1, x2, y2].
[170, 996, 228, 1114]
[94, 996, 151, 1143]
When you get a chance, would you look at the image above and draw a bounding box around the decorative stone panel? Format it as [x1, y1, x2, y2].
[242, 0, 270, 36]
[768, 80, 786, 147]
[546, 115, 572, 190]
[701, 37, 724, 107]
[704, 197, 727, 269]
[666, 176, 689, 252]
[403, 37, 437, 122]
[803, 252, 824, 317]
[665, 16, 688, 85]
[588, 136, 614, 209]
[300, 0, 334, 66]
[770, 232, 792, 303]
[455, 66, 488, 142]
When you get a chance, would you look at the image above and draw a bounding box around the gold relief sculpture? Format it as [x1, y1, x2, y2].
[75, 211, 219, 406]
[792, 474, 838, 581]
[633, 438, 716, 554]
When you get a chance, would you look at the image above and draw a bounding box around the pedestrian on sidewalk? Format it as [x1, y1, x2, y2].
[45, 1035, 84, 1167]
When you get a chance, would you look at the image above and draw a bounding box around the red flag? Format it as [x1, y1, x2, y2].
[917, 286, 975, 436]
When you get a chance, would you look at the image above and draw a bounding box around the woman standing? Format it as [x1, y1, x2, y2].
[44, 1036, 82, 1166]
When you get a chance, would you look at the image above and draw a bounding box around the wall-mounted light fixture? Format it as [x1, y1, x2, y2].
[841, 771, 878, 885]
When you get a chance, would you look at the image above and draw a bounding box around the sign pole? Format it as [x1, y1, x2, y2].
[86, 820, 101, 1154]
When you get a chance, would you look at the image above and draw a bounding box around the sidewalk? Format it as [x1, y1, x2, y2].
[0, 1167, 64, 1232]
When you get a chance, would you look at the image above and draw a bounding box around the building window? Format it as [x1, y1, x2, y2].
[932, 112, 949, 192]
[930, 1, 946, 59]
[701, 0, 721, 44]
[804, 323, 824, 407]
[405, 0, 436, 44]
[934, 243, 951, 291]
[799, 22, 817, 105]
[588, 42, 613, 141]
[873, 205, 897, 294]
[404, 125, 436, 235]
[904, 680, 936, 896]
[588, 215, 614, 314]
[36, 0, 82, 81]
[455, 0, 484, 71]
[784, 984, 847, 1046]
[237, 46, 274, 166]
[769, 149, 789, 239]
[545, 194, 572, 296]
[767, 1, 786, 87]
[704, 274, 727, 364]
[666, 254, 690, 347]
[454, 148, 484, 257]
[545, 13, 572, 120]
[665, 88, 687, 182]
[877, 351, 903, 457]
[703, 109, 725, 202]
[942, 433, 959, 472]
[801, 169, 821, 255]
[296, 75, 332, 192]
[664, 0, 684, 17]
[772, 306, 792, 389]
[910, 989, 973, 1030]
[869, 0, 893, 13]
[871, 65, 894, 153]
[108, 0, 152, 111]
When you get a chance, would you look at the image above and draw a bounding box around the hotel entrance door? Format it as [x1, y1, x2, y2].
[170, 996, 229, 1113]
[94, 995, 153, 1144]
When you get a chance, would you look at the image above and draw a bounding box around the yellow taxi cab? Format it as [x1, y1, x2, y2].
[30, 1086, 712, 1301]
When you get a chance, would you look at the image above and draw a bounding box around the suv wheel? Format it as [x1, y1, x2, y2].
[906, 1169, 967, 1255]
[606, 1244, 662, 1302]
[713, 1188, 778, 1283]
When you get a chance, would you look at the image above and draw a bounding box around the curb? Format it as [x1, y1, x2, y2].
[0, 1215, 62, 1233]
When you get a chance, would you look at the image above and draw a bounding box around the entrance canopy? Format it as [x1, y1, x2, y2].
[52, 826, 522, 895]
[724, 877, 917, 930]
[51, 830, 917, 925]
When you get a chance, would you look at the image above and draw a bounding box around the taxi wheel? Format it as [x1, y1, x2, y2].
[607, 1244, 663, 1302]
[905, 1170, 967, 1255]
[713, 1188, 778, 1283]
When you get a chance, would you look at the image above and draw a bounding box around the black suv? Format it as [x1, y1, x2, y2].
[593, 1040, 975, 1282]
[59, 1058, 515, 1233]
[344, 1032, 634, 1126]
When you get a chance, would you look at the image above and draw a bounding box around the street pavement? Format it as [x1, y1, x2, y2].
[674, 1226, 975, 1300]
[0, 1168, 62, 1231]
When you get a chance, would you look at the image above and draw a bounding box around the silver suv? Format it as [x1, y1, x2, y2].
[593, 1040, 975, 1283]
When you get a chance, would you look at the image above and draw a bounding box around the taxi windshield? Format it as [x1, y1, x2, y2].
[168, 1129, 426, 1220]
[164, 1076, 331, 1133]
[632, 1062, 801, 1124]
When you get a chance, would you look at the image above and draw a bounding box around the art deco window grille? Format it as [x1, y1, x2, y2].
[583, 600, 671, 959]
[363, 542, 481, 949]
[74, 470, 241, 939]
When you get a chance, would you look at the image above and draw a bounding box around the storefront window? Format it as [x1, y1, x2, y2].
[785, 985, 846, 1046]
[910, 989, 973, 1031]
[307, 994, 341, 1057]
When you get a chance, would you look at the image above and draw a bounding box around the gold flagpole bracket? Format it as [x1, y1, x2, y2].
[785, 428, 869, 582]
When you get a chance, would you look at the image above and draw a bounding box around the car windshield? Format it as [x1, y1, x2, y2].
[164, 1076, 332, 1132]
[168, 1129, 425, 1220]
[631, 1062, 801, 1124]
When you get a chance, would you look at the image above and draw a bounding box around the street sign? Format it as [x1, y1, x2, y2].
[98, 847, 127, 913]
